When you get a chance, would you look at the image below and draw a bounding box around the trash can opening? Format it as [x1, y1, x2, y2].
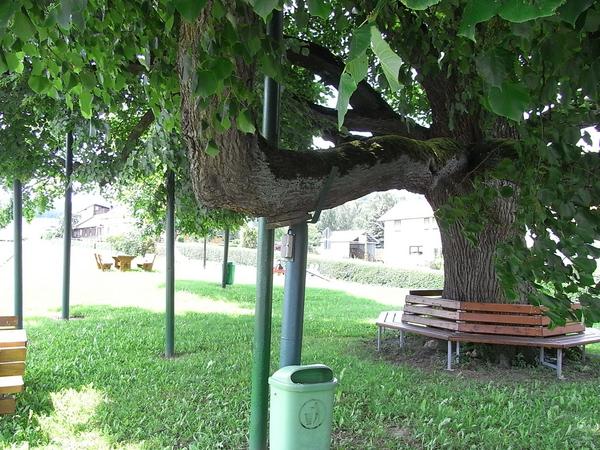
[291, 367, 334, 384]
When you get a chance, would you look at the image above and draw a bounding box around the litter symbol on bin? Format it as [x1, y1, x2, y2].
[299, 399, 325, 429]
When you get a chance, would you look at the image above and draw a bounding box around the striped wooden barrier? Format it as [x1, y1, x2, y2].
[376, 290, 600, 378]
[0, 316, 27, 415]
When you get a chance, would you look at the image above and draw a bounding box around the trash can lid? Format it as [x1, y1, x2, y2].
[269, 364, 337, 392]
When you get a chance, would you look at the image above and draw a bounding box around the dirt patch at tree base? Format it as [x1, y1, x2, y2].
[369, 334, 600, 382]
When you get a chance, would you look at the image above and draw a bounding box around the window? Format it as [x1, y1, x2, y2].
[409, 245, 423, 255]
[394, 220, 402, 231]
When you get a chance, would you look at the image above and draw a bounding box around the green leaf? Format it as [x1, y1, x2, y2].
[13, 9, 36, 41]
[27, 75, 50, 94]
[487, 82, 530, 122]
[307, 0, 332, 19]
[211, 57, 234, 80]
[347, 24, 371, 61]
[79, 89, 93, 119]
[336, 71, 357, 129]
[0, 0, 17, 30]
[236, 110, 256, 134]
[499, 0, 564, 23]
[401, 0, 442, 10]
[370, 26, 402, 91]
[174, 0, 208, 22]
[205, 140, 219, 156]
[346, 52, 369, 84]
[458, 0, 499, 41]
[250, 0, 279, 20]
[558, 0, 594, 26]
[5, 51, 23, 73]
[195, 70, 218, 98]
[475, 51, 508, 87]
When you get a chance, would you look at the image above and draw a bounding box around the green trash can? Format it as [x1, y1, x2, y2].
[269, 364, 337, 450]
[226, 262, 235, 285]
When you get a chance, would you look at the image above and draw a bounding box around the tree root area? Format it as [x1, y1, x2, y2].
[371, 334, 600, 382]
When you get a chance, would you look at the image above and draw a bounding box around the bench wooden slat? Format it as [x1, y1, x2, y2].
[542, 323, 585, 336]
[0, 398, 16, 415]
[459, 301, 542, 314]
[0, 316, 17, 328]
[403, 305, 459, 320]
[0, 362, 25, 377]
[0, 376, 24, 395]
[458, 311, 548, 325]
[451, 327, 600, 348]
[458, 322, 544, 336]
[0, 330, 27, 348]
[405, 295, 459, 309]
[0, 347, 26, 363]
[386, 321, 455, 340]
[402, 314, 458, 331]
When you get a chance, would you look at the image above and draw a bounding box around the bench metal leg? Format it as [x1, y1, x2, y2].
[399, 330, 405, 348]
[557, 348, 563, 380]
[377, 326, 381, 352]
[446, 340, 453, 371]
[539, 346, 544, 363]
[456, 341, 460, 364]
[582, 345, 586, 362]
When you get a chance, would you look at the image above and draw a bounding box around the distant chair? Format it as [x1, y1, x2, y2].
[137, 254, 156, 272]
[94, 253, 113, 271]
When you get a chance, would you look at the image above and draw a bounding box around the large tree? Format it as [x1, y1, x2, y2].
[1, 1, 598, 322]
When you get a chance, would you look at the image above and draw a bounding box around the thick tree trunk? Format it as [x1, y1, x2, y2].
[428, 186, 520, 303]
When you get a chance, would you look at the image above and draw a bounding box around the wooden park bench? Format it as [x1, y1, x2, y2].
[137, 254, 157, 272]
[376, 290, 600, 379]
[0, 316, 27, 414]
[94, 253, 113, 271]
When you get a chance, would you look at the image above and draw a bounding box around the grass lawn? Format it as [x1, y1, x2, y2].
[1, 281, 599, 449]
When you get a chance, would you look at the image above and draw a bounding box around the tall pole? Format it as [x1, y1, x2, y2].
[61, 131, 73, 320]
[249, 10, 282, 450]
[221, 228, 230, 288]
[13, 179, 23, 329]
[279, 222, 308, 367]
[203, 236, 207, 269]
[165, 169, 175, 357]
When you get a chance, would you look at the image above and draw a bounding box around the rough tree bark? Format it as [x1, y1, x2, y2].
[177, 3, 521, 308]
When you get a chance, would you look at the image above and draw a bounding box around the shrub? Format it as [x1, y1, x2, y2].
[178, 242, 443, 289]
[107, 232, 156, 257]
[241, 226, 258, 249]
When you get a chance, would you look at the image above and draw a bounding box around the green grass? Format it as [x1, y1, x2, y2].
[2, 281, 600, 449]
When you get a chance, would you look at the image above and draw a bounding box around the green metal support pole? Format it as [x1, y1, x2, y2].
[13, 179, 23, 329]
[221, 228, 230, 288]
[249, 10, 282, 450]
[165, 169, 175, 357]
[279, 222, 308, 367]
[61, 131, 73, 320]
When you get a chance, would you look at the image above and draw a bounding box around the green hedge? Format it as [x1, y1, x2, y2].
[178, 242, 443, 289]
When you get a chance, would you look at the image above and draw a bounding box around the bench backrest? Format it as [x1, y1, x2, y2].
[403, 293, 584, 337]
[0, 316, 26, 415]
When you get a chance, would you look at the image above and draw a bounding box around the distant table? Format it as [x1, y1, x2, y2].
[112, 255, 135, 272]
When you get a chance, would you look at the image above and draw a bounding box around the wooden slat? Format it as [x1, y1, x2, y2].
[0, 376, 24, 395]
[458, 311, 547, 325]
[459, 301, 542, 314]
[0, 347, 26, 363]
[542, 323, 585, 336]
[0, 330, 27, 348]
[403, 305, 459, 320]
[458, 322, 544, 336]
[402, 313, 458, 331]
[408, 289, 443, 296]
[0, 362, 25, 377]
[405, 295, 460, 310]
[0, 397, 16, 414]
[388, 321, 455, 340]
[0, 316, 17, 328]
